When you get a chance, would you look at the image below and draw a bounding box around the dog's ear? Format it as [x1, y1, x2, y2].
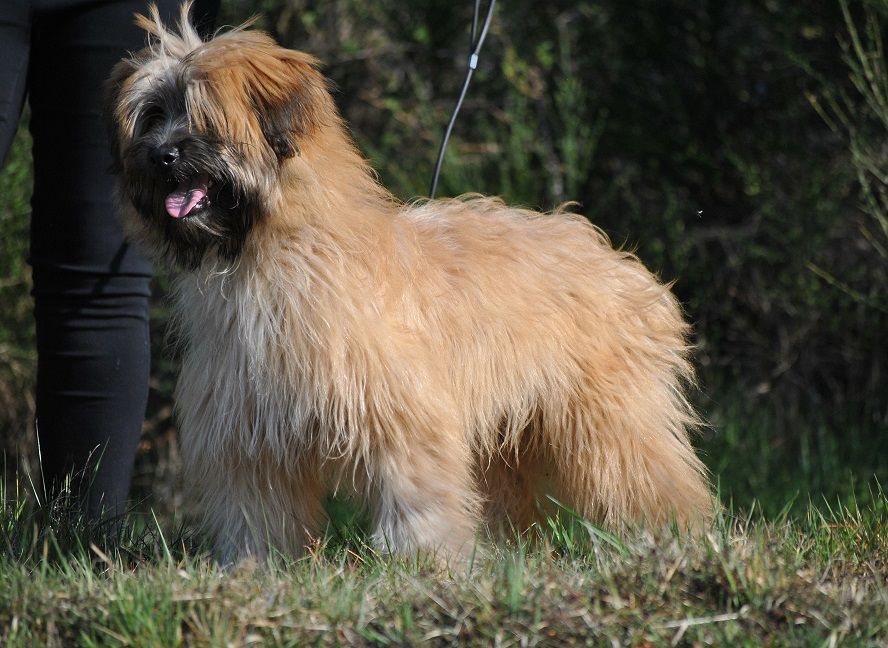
[247, 51, 331, 161]
[103, 59, 138, 173]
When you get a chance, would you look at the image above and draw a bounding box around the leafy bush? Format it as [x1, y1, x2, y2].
[0, 124, 34, 460]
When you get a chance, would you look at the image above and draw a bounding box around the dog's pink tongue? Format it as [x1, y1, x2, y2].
[165, 174, 209, 218]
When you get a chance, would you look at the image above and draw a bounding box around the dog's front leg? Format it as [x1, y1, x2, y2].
[193, 453, 326, 564]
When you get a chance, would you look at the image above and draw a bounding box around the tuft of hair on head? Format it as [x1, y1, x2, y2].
[135, 1, 204, 59]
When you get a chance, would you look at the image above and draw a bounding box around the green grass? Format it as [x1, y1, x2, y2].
[0, 486, 886, 645]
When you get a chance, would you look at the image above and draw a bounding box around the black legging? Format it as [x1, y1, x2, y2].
[0, 0, 218, 519]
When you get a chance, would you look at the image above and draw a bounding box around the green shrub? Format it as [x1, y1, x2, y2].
[0, 123, 35, 460]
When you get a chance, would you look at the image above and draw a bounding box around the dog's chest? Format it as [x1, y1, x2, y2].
[173, 276, 315, 456]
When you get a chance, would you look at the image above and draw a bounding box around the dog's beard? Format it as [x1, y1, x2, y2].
[121, 133, 263, 270]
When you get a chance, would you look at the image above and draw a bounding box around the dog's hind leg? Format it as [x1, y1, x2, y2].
[531, 260, 715, 530]
[368, 432, 481, 559]
[478, 445, 550, 534]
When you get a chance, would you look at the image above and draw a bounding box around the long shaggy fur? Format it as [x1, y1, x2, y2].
[106, 4, 713, 561]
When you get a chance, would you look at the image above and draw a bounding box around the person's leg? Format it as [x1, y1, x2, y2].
[27, 0, 217, 520]
[0, 0, 30, 165]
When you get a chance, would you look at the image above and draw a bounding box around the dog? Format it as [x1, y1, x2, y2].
[105, 3, 713, 561]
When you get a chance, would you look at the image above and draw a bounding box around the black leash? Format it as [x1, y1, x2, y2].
[429, 0, 497, 199]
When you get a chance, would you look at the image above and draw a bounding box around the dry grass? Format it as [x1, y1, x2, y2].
[0, 486, 886, 646]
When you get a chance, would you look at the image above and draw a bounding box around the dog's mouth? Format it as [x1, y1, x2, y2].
[164, 173, 213, 219]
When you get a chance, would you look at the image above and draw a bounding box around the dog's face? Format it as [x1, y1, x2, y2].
[105, 7, 331, 268]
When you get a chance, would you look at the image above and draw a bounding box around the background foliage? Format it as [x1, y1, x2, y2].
[1, 0, 886, 515]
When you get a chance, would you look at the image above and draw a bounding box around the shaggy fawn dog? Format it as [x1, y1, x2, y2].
[105, 4, 713, 561]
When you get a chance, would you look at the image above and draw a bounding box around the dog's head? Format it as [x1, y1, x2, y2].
[105, 3, 334, 269]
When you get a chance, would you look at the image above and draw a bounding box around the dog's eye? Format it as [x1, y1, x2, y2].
[137, 106, 165, 136]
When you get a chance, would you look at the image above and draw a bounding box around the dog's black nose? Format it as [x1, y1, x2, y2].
[150, 144, 180, 170]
